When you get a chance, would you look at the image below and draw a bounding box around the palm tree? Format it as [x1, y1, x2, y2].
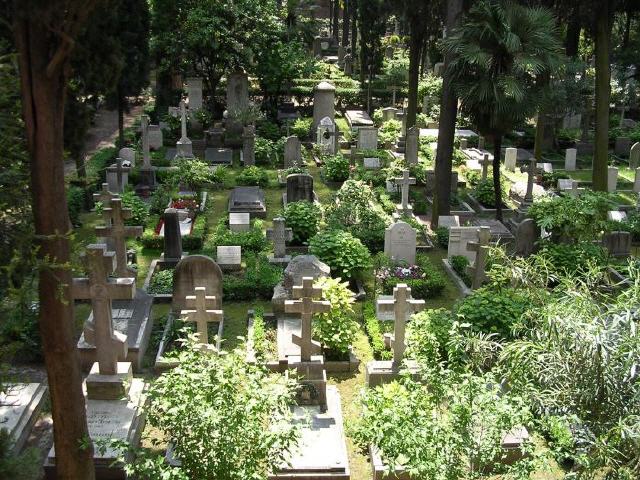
[444, 0, 563, 221]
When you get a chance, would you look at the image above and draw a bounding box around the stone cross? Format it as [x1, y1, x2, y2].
[93, 183, 118, 222]
[284, 277, 330, 362]
[393, 170, 416, 212]
[390, 284, 425, 367]
[524, 157, 536, 205]
[266, 217, 293, 259]
[569, 180, 579, 198]
[141, 114, 151, 168]
[72, 244, 136, 375]
[106, 157, 130, 193]
[180, 287, 223, 346]
[466, 226, 491, 289]
[94, 198, 143, 278]
[480, 154, 491, 181]
[180, 98, 188, 141]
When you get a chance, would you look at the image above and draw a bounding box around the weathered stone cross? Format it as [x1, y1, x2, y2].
[523, 158, 536, 205]
[390, 284, 425, 367]
[480, 154, 491, 181]
[106, 157, 130, 193]
[285, 277, 330, 362]
[266, 217, 293, 259]
[72, 244, 136, 375]
[466, 226, 491, 289]
[93, 183, 119, 222]
[393, 169, 416, 212]
[94, 198, 143, 278]
[180, 98, 188, 141]
[180, 286, 223, 346]
[141, 114, 151, 168]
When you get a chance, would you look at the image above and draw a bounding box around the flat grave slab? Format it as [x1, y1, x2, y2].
[205, 147, 233, 165]
[228, 186, 267, 218]
[345, 110, 374, 129]
[471, 218, 515, 242]
[0, 383, 47, 453]
[420, 128, 478, 138]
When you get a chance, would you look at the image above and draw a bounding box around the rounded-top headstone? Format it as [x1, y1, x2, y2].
[283, 255, 330, 293]
[172, 255, 223, 313]
[315, 81, 336, 92]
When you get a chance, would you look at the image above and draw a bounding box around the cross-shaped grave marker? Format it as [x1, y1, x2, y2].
[285, 277, 330, 362]
[480, 154, 491, 181]
[179, 98, 189, 141]
[393, 169, 416, 213]
[95, 198, 143, 278]
[266, 217, 293, 259]
[180, 286, 223, 346]
[72, 244, 136, 375]
[390, 284, 425, 368]
[93, 183, 119, 222]
[106, 157, 131, 193]
[141, 114, 152, 168]
[466, 226, 491, 289]
[523, 158, 536, 205]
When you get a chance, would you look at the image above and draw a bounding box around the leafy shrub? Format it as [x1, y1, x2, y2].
[223, 254, 283, 301]
[169, 159, 216, 190]
[148, 269, 174, 294]
[283, 165, 309, 176]
[256, 120, 281, 141]
[236, 166, 269, 188]
[435, 226, 449, 249]
[149, 185, 172, 215]
[455, 288, 532, 338]
[313, 277, 358, 358]
[204, 219, 267, 254]
[362, 302, 392, 360]
[537, 241, 607, 276]
[539, 415, 577, 467]
[255, 137, 279, 167]
[473, 178, 508, 208]
[309, 230, 371, 281]
[378, 254, 446, 300]
[67, 185, 85, 226]
[283, 201, 321, 245]
[450, 255, 471, 286]
[120, 191, 150, 226]
[251, 307, 276, 363]
[378, 119, 401, 145]
[406, 308, 454, 363]
[321, 154, 350, 182]
[291, 118, 313, 140]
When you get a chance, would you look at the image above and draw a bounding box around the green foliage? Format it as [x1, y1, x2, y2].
[123, 339, 298, 480]
[254, 137, 281, 167]
[407, 309, 454, 364]
[455, 287, 532, 338]
[378, 254, 446, 300]
[250, 307, 274, 364]
[473, 178, 508, 208]
[528, 191, 618, 242]
[309, 230, 371, 281]
[204, 219, 267, 254]
[222, 254, 283, 301]
[148, 269, 174, 294]
[378, 119, 401, 145]
[148, 185, 173, 215]
[313, 277, 358, 357]
[120, 190, 150, 226]
[450, 255, 471, 286]
[256, 120, 281, 141]
[537, 241, 607, 277]
[362, 302, 392, 361]
[67, 186, 85, 226]
[169, 159, 218, 190]
[283, 201, 321, 245]
[434, 226, 449, 249]
[538, 415, 576, 467]
[321, 154, 350, 182]
[236, 166, 269, 188]
[0, 430, 40, 480]
[290, 118, 313, 140]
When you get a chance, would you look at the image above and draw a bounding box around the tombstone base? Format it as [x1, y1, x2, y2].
[394, 204, 413, 218]
[0, 383, 47, 454]
[365, 360, 420, 388]
[44, 378, 146, 480]
[287, 356, 328, 411]
[86, 362, 133, 400]
[139, 167, 157, 188]
[268, 254, 291, 266]
[175, 139, 194, 159]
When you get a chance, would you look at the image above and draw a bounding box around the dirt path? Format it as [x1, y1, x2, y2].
[64, 104, 144, 176]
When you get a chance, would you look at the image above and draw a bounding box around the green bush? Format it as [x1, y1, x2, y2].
[539, 415, 577, 467]
[291, 118, 313, 140]
[169, 159, 217, 190]
[236, 166, 269, 188]
[255, 137, 280, 167]
[309, 230, 371, 281]
[256, 120, 281, 141]
[362, 302, 392, 361]
[455, 287, 532, 338]
[379, 255, 446, 300]
[121, 190, 150, 226]
[149, 185, 172, 215]
[223, 254, 283, 301]
[378, 119, 401, 145]
[203, 219, 267, 254]
[473, 178, 508, 208]
[283, 201, 321, 245]
[406, 308, 454, 363]
[435, 226, 449, 249]
[313, 277, 358, 358]
[67, 185, 85, 226]
[450, 255, 471, 286]
[321, 154, 350, 182]
[537, 241, 607, 276]
[148, 269, 174, 294]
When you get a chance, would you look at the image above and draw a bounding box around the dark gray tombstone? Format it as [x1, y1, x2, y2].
[228, 186, 267, 217]
[163, 208, 183, 261]
[285, 174, 314, 204]
[172, 255, 223, 313]
[514, 218, 539, 257]
[602, 231, 632, 258]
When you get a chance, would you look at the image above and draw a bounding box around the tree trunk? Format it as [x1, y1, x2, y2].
[351, 1, 358, 53]
[493, 135, 503, 222]
[406, 24, 422, 129]
[533, 113, 544, 161]
[623, 9, 632, 49]
[342, 0, 350, 48]
[117, 87, 125, 147]
[13, 3, 96, 479]
[432, 0, 464, 227]
[332, 0, 340, 42]
[565, 6, 581, 57]
[593, 0, 611, 192]
[75, 153, 87, 179]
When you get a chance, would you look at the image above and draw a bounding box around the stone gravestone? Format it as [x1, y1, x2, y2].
[393, 170, 416, 216]
[504, 148, 517, 172]
[607, 210, 628, 222]
[343, 53, 353, 76]
[615, 137, 631, 157]
[186, 77, 203, 112]
[565, 148, 577, 171]
[602, 231, 631, 258]
[438, 216, 460, 229]
[106, 157, 130, 193]
[175, 99, 194, 159]
[94, 198, 143, 278]
[284, 135, 302, 168]
[357, 126, 378, 151]
[405, 126, 419, 165]
[180, 286, 223, 348]
[478, 136, 486, 150]
[317, 116, 336, 155]
[267, 217, 293, 265]
[480, 154, 491, 181]
[514, 218, 539, 257]
[140, 115, 156, 187]
[217, 246, 242, 271]
[466, 227, 491, 289]
[630, 142, 640, 169]
[382, 107, 398, 122]
[227, 69, 249, 112]
[93, 183, 118, 251]
[285, 173, 314, 204]
[635, 168, 640, 193]
[384, 221, 417, 265]
[228, 186, 267, 218]
[172, 255, 223, 314]
[272, 255, 330, 314]
[364, 157, 381, 169]
[448, 227, 480, 264]
[148, 124, 163, 150]
[312, 81, 336, 134]
[119, 147, 136, 167]
[242, 125, 256, 166]
[163, 208, 183, 261]
[229, 212, 250, 232]
[608, 166, 618, 192]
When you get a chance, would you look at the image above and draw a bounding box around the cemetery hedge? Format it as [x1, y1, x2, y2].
[309, 229, 372, 282]
[361, 302, 391, 361]
[283, 201, 321, 245]
[222, 254, 283, 301]
[203, 219, 268, 254]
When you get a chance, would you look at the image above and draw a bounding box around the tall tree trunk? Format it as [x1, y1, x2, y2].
[351, 1, 358, 53]
[432, 0, 463, 227]
[533, 113, 545, 161]
[493, 135, 503, 222]
[13, 2, 97, 479]
[118, 87, 125, 147]
[406, 23, 422, 129]
[593, 0, 611, 192]
[329, 0, 334, 36]
[565, 5, 581, 57]
[342, 0, 350, 48]
[623, 9, 632, 49]
[332, 0, 340, 42]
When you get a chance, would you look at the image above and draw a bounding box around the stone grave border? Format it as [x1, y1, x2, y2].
[440, 259, 472, 297]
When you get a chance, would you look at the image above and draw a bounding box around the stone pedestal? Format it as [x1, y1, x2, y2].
[86, 362, 133, 400]
[140, 167, 156, 188]
[176, 138, 193, 158]
[365, 359, 420, 388]
[268, 254, 292, 266]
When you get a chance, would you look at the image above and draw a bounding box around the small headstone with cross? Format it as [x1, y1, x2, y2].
[176, 99, 194, 159]
[522, 158, 536, 206]
[466, 226, 491, 289]
[284, 277, 330, 362]
[94, 198, 143, 278]
[393, 170, 416, 216]
[106, 157, 131, 193]
[480, 154, 491, 181]
[72, 244, 136, 398]
[180, 286, 223, 348]
[390, 284, 425, 368]
[267, 217, 293, 265]
[140, 115, 157, 187]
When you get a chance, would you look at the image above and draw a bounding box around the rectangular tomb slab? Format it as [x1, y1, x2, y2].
[216, 245, 242, 271]
[228, 186, 267, 218]
[471, 218, 515, 242]
[0, 383, 47, 454]
[205, 147, 233, 165]
[229, 212, 251, 232]
[345, 110, 374, 130]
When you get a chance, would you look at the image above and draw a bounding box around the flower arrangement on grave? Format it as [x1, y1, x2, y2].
[376, 254, 446, 300]
[171, 193, 199, 213]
